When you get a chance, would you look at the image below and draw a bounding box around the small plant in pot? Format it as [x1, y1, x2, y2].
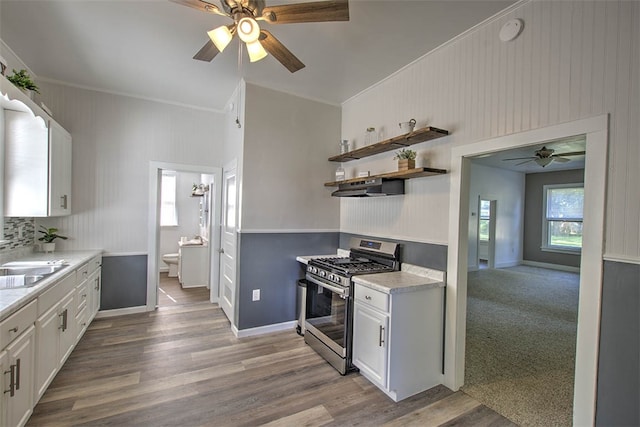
[38, 226, 67, 253]
[394, 149, 417, 171]
[6, 69, 40, 98]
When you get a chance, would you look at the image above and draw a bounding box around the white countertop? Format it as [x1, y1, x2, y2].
[295, 249, 350, 265]
[0, 250, 102, 321]
[352, 264, 446, 295]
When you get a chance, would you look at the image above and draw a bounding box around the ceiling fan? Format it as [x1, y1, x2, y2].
[171, 0, 350, 72]
[503, 146, 586, 167]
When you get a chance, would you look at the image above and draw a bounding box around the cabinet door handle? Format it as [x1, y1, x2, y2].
[15, 358, 20, 391]
[379, 325, 385, 347]
[365, 295, 372, 300]
[8, 326, 18, 333]
[60, 195, 68, 209]
[59, 309, 68, 331]
[4, 364, 16, 397]
[95, 277, 100, 291]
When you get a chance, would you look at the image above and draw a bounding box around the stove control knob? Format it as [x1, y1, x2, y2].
[308, 266, 316, 274]
[319, 271, 326, 277]
[328, 274, 335, 282]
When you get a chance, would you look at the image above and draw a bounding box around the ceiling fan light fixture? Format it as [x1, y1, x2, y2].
[237, 17, 260, 43]
[535, 157, 553, 167]
[246, 40, 268, 62]
[208, 25, 233, 52]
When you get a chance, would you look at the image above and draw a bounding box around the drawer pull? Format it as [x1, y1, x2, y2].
[8, 326, 18, 333]
[82, 294, 87, 298]
[365, 295, 372, 300]
[379, 325, 385, 347]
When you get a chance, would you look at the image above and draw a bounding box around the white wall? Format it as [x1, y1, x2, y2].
[341, 0, 640, 262]
[467, 163, 524, 269]
[34, 82, 225, 254]
[241, 83, 340, 231]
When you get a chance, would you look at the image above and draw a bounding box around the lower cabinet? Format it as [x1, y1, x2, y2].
[4, 326, 35, 427]
[178, 245, 209, 288]
[352, 282, 444, 402]
[352, 303, 388, 388]
[34, 289, 75, 401]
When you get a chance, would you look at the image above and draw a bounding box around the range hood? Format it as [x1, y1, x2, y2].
[331, 177, 404, 197]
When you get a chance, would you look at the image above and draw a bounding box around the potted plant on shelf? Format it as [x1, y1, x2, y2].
[394, 149, 417, 171]
[6, 69, 40, 99]
[38, 226, 68, 253]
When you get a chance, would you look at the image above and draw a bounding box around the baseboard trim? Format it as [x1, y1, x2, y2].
[522, 260, 580, 273]
[233, 321, 298, 338]
[495, 261, 520, 269]
[95, 306, 148, 318]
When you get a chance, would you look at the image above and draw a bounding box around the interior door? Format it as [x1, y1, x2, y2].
[218, 162, 237, 323]
[477, 198, 497, 269]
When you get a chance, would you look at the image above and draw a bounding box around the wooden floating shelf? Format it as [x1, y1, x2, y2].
[324, 167, 447, 187]
[329, 126, 449, 163]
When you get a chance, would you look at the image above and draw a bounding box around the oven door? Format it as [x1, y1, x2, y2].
[304, 275, 350, 359]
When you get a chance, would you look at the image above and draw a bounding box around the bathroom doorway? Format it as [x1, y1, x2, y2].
[146, 162, 223, 310]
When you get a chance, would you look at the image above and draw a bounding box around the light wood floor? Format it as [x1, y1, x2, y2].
[28, 304, 515, 426]
[158, 273, 210, 306]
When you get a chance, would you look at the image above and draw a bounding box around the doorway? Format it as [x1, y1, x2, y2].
[446, 115, 608, 426]
[146, 162, 223, 310]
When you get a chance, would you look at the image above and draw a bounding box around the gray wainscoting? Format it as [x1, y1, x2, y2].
[101, 255, 148, 310]
[237, 232, 339, 330]
[339, 233, 447, 271]
[596, 260, 640, 426]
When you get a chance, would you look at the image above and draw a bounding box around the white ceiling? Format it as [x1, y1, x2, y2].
[0, 0, 516, 112]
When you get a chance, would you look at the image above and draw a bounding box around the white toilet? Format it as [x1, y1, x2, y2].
[162, 253, 179, 277]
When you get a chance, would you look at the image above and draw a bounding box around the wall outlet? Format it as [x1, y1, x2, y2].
[252, 289, 260, 301]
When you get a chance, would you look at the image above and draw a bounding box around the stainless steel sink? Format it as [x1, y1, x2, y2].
[0, 264, 68, 289]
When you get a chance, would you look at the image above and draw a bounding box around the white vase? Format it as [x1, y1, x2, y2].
[42, 242, 55, 253]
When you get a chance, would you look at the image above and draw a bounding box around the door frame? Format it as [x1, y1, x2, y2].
[446, 114, 608, 426]
[146, 161, 223, 310]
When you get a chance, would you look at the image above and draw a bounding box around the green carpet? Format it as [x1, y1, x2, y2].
[462, 265, 579, 427]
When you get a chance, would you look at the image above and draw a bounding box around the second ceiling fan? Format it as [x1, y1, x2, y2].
[503, 146, 586, 168]
[172, 0, 350, 72]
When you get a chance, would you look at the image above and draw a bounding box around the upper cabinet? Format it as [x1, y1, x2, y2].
[2, 77, 72, 217]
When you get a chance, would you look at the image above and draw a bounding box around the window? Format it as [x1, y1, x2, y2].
[160, 171, 178, 227]
[542, 184, 584, 251]
[479, 200, 491, 242]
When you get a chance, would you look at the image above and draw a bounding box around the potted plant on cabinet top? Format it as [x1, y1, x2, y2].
[394, 149, 417, 171]
[38, 226, 68, 253]
[6, 69, 40, 99]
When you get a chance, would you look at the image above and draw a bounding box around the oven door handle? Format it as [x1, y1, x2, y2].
[306, 275, 349, 297]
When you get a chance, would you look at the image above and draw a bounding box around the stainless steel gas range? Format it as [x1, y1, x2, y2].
[304, 238, 400, 374]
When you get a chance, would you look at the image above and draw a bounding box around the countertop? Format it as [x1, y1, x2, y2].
[352, 264, 446, 295]
[295, 249, 350, 265]
[0, 250, 102, 321]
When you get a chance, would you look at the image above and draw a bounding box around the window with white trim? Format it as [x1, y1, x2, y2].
[160, 171, 178, 227]
[542, 183, 584, 252]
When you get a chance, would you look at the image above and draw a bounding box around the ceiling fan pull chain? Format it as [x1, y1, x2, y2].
[236, 42, 243, 129]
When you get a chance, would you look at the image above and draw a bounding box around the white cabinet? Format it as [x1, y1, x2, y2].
[352, 282, 444, 402]
[34, 273, 77, 402]
[4, 326, 35, 427]
[3, 110, 72, 217]
[178, 245, 209, 288]
[352, 303, 388, 388]
[88, 267, 101, 321]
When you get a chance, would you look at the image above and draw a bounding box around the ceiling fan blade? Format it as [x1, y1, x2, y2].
[554, 151, 586, 157]
[554, 157, 571, 163]
[193, 40, 219, 62]
[170, 0, 229, 16]
[262, 0, 349, 24]
[515, 159, 534, 166]
[503, 156, 536, 161]
[259, 30, 305, 73]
